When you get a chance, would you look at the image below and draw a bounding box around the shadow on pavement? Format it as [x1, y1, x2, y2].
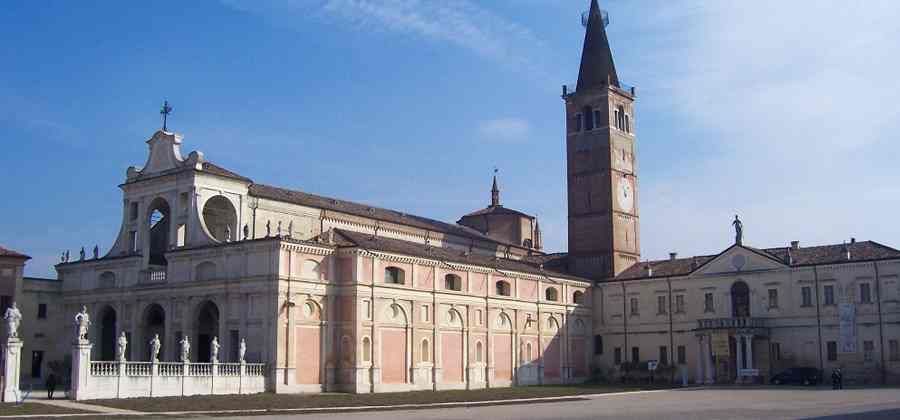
[800, 409, 900, 419]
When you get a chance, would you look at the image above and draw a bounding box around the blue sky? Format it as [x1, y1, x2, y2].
[3, 1, 900, 278]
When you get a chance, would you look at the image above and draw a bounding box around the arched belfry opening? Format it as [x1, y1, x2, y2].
[142, 304, 166, 361]
[202, 195, 237, 242]
[98, 306, 117, 361]
[148, 198, 171, 266]
[194, 300, 220, 363]
[732, 281, 750, 317]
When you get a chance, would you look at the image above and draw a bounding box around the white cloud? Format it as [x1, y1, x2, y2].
[221, 0, 554, 82]
[477, 117, 531, 142]
[631, 0, 900, 259]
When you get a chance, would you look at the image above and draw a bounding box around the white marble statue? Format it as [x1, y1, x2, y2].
[3, 301, 22, 339]
[239, 338, 247, 363]
[210, 336, 220, 363]
[74, 306, 91, 341]
[116, 331, 128, 361]
[150, 334, 161, 362]
[180, 335, 190, 363]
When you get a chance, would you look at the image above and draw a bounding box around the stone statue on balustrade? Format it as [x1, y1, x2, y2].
[117, 331, 128, 362]
[239, 338, 246, 363]
[74, 306, 91, 342]
[210, 337, 220, 363]
[180, 336, 191, 363]
[150, 334, 161, 362]
[3, 301, 22, 339]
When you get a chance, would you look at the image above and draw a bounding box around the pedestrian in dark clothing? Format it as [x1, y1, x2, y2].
[837, 368, 843, 389]
[831, 369, 839, 390]
[46, 373, 57, 399]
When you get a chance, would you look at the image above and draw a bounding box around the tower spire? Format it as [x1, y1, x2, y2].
[491, 168, 500, 207]
[576, 0, 619, 91]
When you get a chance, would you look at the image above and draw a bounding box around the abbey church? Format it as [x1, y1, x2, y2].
[3, 0, 900, 396]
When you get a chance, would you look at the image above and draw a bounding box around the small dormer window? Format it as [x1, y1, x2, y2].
[496, 280, 511, 296]
[385, 267, 405, 285]
[444, 274, 462, 291]
[545, 287, 559, 301]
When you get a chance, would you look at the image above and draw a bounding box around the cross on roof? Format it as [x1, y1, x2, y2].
[160, 100, 173, 131]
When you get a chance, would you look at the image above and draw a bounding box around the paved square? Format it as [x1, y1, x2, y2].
[223, 388, 900, 420]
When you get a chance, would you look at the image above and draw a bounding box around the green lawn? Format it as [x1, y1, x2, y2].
[0, 402, 92, 416]
[86, 384, 670, 413]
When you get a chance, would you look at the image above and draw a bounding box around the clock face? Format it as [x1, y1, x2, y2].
[617, 178, 634, 212]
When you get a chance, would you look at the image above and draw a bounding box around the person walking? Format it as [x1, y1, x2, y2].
[45, 372, 58, 399]
[837, 368, 844, 389]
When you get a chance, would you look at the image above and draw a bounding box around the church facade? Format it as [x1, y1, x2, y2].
[3, 0, 900, 393]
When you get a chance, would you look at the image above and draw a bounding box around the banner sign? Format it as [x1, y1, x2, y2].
[711, 332, 730, 357]
[839, 303, 857, 353]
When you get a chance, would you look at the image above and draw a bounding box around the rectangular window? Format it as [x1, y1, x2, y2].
[129, 231, 138, 252]
[890, 340, 899, 361]
[129, 202, 138, 220]
[864, 340, 875, 362]
[31, 351, 44, 378]
[421, 305, 429, 323]
[593, 110, 602, 129]
[860, 283, 872, 303]
[771, 342, 781, 361]
[827, 341, 838, 361]
[657, 295, 667, 315]
[631, 346, 640, 363]
[659, 346, 668, 365]
[675, 295, 685, 313]
[704, 293, 714, 313]
[824, 285, 835, 305]
[594, 335, 603, 355]
[575, 113, 582, 132]
[677, 345, 686, 365]
[801, 286, 812, 307]
[614, 347, 622, 365]
[768, 289, 779, 309]
[630, 297, 639, 316]
[37, 303, 47, 319]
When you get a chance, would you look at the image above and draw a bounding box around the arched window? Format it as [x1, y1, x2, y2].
[303, 260, 320, 279]
[362, 337, 371, 362]
[476, 341, 484, 363]
[147, 198, 171, 266]
[545, 287, 559, 301]
[98, 271, 116, 289]
[615, 105, 626, 131]
[195, 261, 217, 281]
[582, 106, 594, 130]
[732, 281, 751, 317]
[495, 280, 511, 296]
[384, 266, 405, 284]
[421, 339, 430, 363]
[573, 290, 585, 304]
[444, 274, 462, 291]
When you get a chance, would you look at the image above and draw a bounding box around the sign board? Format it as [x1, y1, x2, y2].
[838, 303, 857, 353]
[711, 332, 730, 357]
[647, 360, 659, 371]
[738, 368, 759, 377]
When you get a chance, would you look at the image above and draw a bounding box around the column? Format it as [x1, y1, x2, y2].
[703, 335, 714, 384]
[735, 335, 745, 374]
[745, 335, 754, 370]
[695, 335, 704, 385]
[2, 338, 23, 402]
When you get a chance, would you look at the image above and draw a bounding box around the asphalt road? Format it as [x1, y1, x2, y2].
[215, 388, 900, 420]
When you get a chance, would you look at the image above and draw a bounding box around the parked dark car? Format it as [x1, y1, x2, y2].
[770, 367, 821, 385]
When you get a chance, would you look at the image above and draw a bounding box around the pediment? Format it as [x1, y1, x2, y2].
[691, 245, 786, 276]
[125, 130, 205, 181]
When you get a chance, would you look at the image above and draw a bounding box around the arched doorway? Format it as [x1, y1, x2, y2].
[731, 281, 750, 317]
[143, 304, 166, 361]
[195, 301, 220, 363]
[148, 198, 171, 266]
[99, 306, 117, 361]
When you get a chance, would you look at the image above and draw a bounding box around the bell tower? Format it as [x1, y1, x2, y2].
[565, 0, 640, 279]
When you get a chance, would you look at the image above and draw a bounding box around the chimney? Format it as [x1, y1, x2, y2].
[645, 262, 653, 277]
[786, 248, 794, 265]
[843, 241, 851, 260]
[851, 237, 856, 244]
[669, 252, 678, 261]
[791, 241, 800, 250]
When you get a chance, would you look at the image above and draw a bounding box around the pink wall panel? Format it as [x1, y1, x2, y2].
[470, 273, 486, 294]
[441, 332, 463, 383]
[360, 257, 373, 284]
[543, 337, 561, 378]
[381, 329, 406, 384]
[493, 334, 512, 380]
[518, 279, 537, 300]
[295, 326, 321, 384]
[417, 265, 433, 289]
[571, 338, 587, 377]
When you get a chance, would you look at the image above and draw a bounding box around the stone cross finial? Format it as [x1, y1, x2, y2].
[4, 302, 22, 339]
[160, 100, 173, 131]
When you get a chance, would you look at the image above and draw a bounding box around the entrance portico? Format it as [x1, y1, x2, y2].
[695, 318, 768, 384]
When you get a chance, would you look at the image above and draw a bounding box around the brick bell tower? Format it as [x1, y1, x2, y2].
[565, 0, 640, 280]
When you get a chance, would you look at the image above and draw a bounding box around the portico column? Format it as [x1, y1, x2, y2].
[745, 335, 754, 370]
[735, 335, 745, 372]
[695, 335, 704, 384]
[703, 334, 714, 384]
